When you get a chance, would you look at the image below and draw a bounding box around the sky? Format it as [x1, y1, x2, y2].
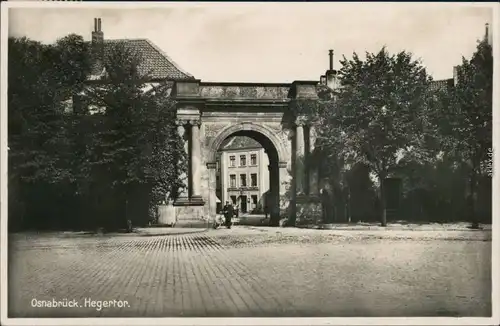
[8, 3, 494, 83]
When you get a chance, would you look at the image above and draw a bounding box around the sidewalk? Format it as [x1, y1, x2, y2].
[208, 225, 492, 243]
[296, 222, 492, 231]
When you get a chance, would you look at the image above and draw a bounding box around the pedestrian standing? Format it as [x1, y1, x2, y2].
[223, 201, 234, 229]
[320, 188, 330, 224]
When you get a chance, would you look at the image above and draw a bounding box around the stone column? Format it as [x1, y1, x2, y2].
[190, 119, 203, 202]
[175, 120, 189, 204]
[309, 124, 320, 197]
[278, 161, 288, 208]
[268, 163, 281, 224]
[295, 117, 307, 196]
[206, 162, 217, 221]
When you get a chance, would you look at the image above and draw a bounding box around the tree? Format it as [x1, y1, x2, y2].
[434, 39, 493, 228]
[319, 48, 435, 226]
[9, 34, 185, 231]
[82, 43, 186, 230]
[8, 35, 90, 230]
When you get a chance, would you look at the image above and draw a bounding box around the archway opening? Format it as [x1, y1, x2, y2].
[214, 130, 281, 226]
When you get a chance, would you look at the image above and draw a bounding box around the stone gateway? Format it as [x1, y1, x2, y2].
[172, 81, 323, 226]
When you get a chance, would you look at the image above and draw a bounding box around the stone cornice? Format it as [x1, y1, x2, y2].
[176, 107, 201, 125]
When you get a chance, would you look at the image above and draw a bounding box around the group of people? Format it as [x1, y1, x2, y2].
[217, 189, 330, 229]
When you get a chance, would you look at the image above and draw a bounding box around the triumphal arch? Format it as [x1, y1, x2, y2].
[171, 80, 321, 226]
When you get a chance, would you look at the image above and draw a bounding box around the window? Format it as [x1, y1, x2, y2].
[216, 158, 221, 172]
[216, 176, 220, 185]
[251, 154, 257, 166]
[240, 174, 247, 187]
[229, 156, 235, 167]
[240, 155, 246, 166]
[252, 195, 258, 205]
[251, 173, 257, 187]
[231, 196, 237, 205]
[230, 174, 236, 188]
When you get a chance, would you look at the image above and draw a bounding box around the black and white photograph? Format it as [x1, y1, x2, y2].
[1, 1, 497, 325]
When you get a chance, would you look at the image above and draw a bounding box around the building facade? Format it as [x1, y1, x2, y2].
[216, 137, 270, 214]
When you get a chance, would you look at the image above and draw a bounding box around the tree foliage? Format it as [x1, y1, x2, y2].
[435, 40, 492, 176]
[80, 43, 186, 228]
[312, 41, 492, 226]
[431, 39, 493, 227]
[9, 35, 91, 185]
[8, 35, 185, 231]
[317, 48, 435, 226]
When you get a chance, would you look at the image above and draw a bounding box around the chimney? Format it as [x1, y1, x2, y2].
[484, 22, 493, 45]
[320, 75, 326, 85]
[453, 65, 459, 86]
[325, 49, 338, 90]
[329, 49, 334, 70]
[91, 17, 104, 73]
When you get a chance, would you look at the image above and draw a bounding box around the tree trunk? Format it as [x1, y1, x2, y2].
[469, 168, 479, 229]
[379, 175, 387, 227]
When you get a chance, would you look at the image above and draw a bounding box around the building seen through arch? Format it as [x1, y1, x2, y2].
[216, 136, 270, 215]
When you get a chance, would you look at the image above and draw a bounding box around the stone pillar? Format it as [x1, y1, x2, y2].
[174, 120, 189, 204]
[304, 126, 310, 196]
[309, 124, 320, 197]
[278, 161, 288, 209]
[295, 117, 307, 196]
[190, 119, 203, 202]
[206, 162, 217, 221]
[268, 163, 281, 225]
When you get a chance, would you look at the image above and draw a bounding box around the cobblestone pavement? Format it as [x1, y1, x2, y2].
[8, 226, 492, 318]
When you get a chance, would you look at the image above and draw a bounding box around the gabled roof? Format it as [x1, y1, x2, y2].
[219, 136, 263, 151]
[90, 39, 194, 81]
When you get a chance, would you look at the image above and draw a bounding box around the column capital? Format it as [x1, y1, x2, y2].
[188, 119, 201, 127]
[175, 119, 188, 127]
[295, 115, 309, 127]
[176, 107, 201, 127]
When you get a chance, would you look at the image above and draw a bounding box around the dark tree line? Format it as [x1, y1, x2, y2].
[8, 34, 186, 232]
[303, 39, 492, 227]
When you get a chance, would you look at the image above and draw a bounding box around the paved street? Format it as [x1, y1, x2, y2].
[8, 226, 492, 317]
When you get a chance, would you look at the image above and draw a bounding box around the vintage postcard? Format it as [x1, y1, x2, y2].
[1, 1, 498, 325]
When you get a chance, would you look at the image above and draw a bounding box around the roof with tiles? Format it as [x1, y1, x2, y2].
[89, 39, 194, 81]
[219, 136, 263, 151]
[429, 79, 454, 92]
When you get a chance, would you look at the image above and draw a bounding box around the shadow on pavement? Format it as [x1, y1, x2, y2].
[233, 214, 271, 227]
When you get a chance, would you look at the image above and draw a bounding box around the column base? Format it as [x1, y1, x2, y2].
[189, 195, 205, 206]
[173, 196, 190, 206]
[173, 196, 205, 207]
[174, 205, 209, 228]
[296, 193, 320, 204]
[296, 200, 322, 225]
